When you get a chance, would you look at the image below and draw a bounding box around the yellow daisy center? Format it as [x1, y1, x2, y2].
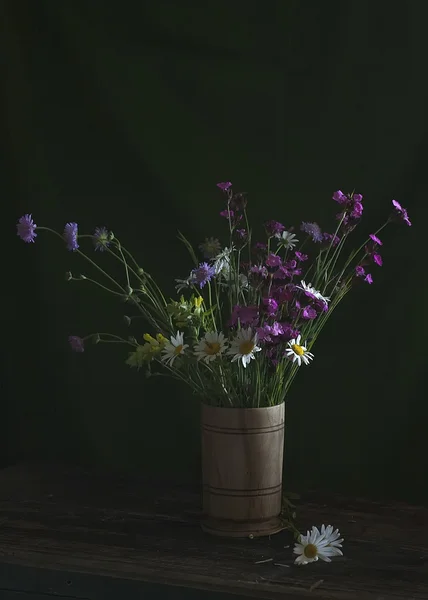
[291, 343, 304, 356]
[174, 344, 184, 355]
[239, 340, 255, 355]
[205, 341, 221, 355]
[303, 543, 318, 559]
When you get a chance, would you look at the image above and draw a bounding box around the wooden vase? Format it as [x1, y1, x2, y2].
[201, 402, 285, 538]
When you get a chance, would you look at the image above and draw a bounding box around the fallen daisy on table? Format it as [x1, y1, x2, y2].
[293, 524, 344, 566]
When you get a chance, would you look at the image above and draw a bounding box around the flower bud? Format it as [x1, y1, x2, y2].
[123, 315, 132, 326]
[65, 271, 73, 281]
[79, 274, 87, 280]
[125, 285, 133, 295]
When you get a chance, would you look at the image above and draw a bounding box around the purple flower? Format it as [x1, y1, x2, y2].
[300, 221, 323, 242]
[365, 273, 373, 284]
[229, 304, 259, 327]
[236, 228, 247, 239]
[265, 220, 286, 237]
[93, 226, 111, 252]
[266, 253, 282, 267]
[273, 266, 290, 280]
[323, 232, 340, 247]
[332, 190, 348, 204]
[276, 285, 294, 303]
[69, 335, 84, 352]
[220, 209, 234, 219]
[250, 265, 268, 278]
[278, 322, 300, 342]
[369, 233, 383, 246]
[217, 181, 232, 191]
[355, 265, 366, 277]
[353, 193, 363, 202]
[302, 306, 318, 320]
[392, 200, 412, 226]
[263, 297, 278, 316]
[192, 262, 216, 288]
[64, 222, 79, 251]
[313, 298, 329, 313]
[17, 214, 37, 243]
[254, 242, 267, 251]
[373, 253, 383, 267]
[294, 251, 308, 262]
[351, 201, 364, 219]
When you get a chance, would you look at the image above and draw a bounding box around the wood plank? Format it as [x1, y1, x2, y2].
[0, 463, 427, 600]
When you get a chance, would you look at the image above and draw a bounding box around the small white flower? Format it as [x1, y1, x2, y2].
[194, 331, 228, 363]
[285, 335, 314, 366]
[161, 331, 189, 366]
[293, 524, 344, 566]
[213, 246, 234, 277]
[227, 327, 261, 368]
[298, 280, 331, 304]
[276, 230, 299, 249]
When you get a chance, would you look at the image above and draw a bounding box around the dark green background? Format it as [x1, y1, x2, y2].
[3, 1, 427, 500]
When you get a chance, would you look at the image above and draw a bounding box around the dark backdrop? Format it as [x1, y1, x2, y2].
[2, 1, 427, 501]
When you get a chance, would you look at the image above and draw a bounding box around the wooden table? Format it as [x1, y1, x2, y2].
[0, 463, 427, 599]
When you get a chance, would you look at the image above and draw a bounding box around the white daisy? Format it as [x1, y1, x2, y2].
[293, 524, 344, 566]
[298, 280, 331, 304]
[227, 327, 261, 368]
[194, 331, 228, 363]
[285, 335, 314, 366]
[276, 230, 299, 249]
[213, 246, 234, 277]
[161, 331, 189, 366]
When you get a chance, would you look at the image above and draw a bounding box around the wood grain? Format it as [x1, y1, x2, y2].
[0, 463, 427, 599]
[201, 404, 285, 537]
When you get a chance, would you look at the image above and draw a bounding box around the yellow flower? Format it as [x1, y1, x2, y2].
[194, 296, 203, 309]
[143, 333, 167, 351]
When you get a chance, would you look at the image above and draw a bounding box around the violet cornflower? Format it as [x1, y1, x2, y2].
[17, 214, 37, 243]
[365, 273, 373, 284]
[369, 233, 383, 246]
[392, 200, 412, 226]
[355, 265, 366, 278]
[69, 335, 85, 352]
[217, 181, 232, 191]
[301, 221, 323, 242]
[220, 209, 234, 219]
[93, 226, 111, 251]
[192, 262, 216, 288]
[236, 228, 247, 239]
[64, 222, 79, 251]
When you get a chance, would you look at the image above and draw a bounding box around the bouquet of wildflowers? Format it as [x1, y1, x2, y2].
[17, 183, 411, 408]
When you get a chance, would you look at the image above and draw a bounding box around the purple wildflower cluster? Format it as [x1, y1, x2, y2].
[16, 181, 412, 362]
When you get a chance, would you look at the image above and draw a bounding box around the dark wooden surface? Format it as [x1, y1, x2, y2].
[0, 464, 427, 600]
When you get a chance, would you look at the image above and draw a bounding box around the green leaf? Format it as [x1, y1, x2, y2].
[177, 231, 199, 266]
